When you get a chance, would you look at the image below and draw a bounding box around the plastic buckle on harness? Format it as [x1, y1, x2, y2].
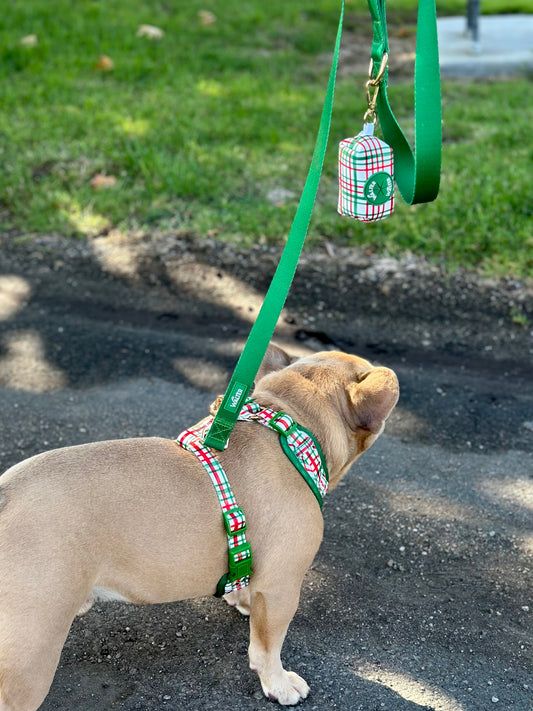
[228, 542, 253, 581]
[223, 507, 247, 536]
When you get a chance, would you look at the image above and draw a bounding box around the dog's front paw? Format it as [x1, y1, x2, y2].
[261, 670, 310, 706]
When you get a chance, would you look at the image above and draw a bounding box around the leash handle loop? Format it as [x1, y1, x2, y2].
[205, 0, 442, 450]
[367, 0, 442, 204]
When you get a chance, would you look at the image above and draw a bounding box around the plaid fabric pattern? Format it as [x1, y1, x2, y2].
[224, 507, 246, 535]
[177, 417, 251, 594]
[238, 401, 329, 503]
[338, 131, 394, 222]
[176, 399, 329, 593]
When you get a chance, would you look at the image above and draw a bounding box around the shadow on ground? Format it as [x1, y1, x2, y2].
[1, 233, 532, 710]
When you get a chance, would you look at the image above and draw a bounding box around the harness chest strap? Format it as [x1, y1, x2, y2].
[177, 416, 252, 598]
[176, 400, 329, 597]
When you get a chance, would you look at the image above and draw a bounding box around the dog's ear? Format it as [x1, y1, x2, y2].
[255, 343, 293, 383]
[347, 367, 399, 434]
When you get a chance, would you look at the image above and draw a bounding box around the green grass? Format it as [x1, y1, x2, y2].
[0, 0, 532, 276]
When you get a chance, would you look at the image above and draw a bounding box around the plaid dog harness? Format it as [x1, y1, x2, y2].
[176, 399, 328, 597]
[237, 400, 329, 507]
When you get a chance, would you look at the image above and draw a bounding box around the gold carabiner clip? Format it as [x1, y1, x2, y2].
[364, 53, 389, 123]
[210, 395, 223, 416]
[368, 52, 389, 87]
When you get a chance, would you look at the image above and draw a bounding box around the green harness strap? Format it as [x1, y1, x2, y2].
[204, 0, 441, 451]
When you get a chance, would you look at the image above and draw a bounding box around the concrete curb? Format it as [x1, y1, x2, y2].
[438, 14, 533, 78]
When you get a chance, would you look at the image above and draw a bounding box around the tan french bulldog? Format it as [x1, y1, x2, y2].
[0, 346, 398, 710]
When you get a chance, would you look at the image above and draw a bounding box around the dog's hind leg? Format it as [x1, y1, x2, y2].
[0, 566, 91, 711]
[247, 579, 309, 706]
[0, 602, 79, 711]
[0, 605, 75, 711]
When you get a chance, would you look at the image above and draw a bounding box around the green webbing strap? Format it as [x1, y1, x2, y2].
[205, 0, 441, 451]
[367, 0, 441, 204]
[203, 1, 345, 451]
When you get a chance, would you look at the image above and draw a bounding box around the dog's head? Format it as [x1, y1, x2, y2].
[253, 344, 399, 486]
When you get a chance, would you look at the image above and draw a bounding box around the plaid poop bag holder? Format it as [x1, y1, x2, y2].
[338, 122, 394, 222]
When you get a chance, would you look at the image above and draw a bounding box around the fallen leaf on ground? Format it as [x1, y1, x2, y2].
[198, 10, 217, 25]
[395, 26, 413, 38]
[94, 55, 114, 72]
[20, 34, 38, 47]
[137, 24, 164, 40]
[90, 174, 117, 190]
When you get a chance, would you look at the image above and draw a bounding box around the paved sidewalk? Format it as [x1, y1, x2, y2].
[438, 14, 533, 77]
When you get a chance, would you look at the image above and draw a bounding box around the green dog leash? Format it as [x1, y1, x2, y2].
[204, 0, 441, 451]
[367, 0, 442, 204]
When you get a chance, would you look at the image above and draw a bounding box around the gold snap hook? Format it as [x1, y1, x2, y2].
[364, 53, 388, 124]
[368, 52, 389, 86]
[365, 77, 380, 111]
[210, 396, 223, 416]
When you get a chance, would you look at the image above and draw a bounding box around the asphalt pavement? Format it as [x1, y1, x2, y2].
[0, 234, 531, 711]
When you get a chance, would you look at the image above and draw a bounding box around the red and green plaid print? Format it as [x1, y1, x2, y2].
[224, 507, 246, 535]
[176, 399, 329, 593]
[238, 401, 329, 503]
[177, 418, 251, 594]
[338, 130, 394, 222]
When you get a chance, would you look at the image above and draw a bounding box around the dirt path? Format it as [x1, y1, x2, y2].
[1, 233, 532, 711]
